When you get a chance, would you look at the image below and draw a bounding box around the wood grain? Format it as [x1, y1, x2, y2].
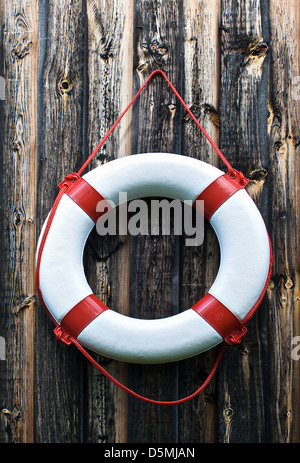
[0, 0, 38, 443]
[127, 0, 182, 443]
[178, 0, 221, 443]
[34, 0, 86, 442]
[84, 0, 133, 443]
[0, 0, 299, 444]
[218, 0, 270, 442]
[267, 0, 300, 443]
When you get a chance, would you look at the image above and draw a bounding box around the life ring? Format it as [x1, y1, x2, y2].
[36, 152, 272, 364]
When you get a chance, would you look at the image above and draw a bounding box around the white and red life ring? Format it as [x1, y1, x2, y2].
[36, 152, 272, 364]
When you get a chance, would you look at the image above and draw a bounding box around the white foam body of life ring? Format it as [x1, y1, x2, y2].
[37, 153, 272, 364]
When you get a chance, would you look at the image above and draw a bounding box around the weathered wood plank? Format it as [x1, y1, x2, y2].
[267, 0, 300, 443]
[84, 0, 134, 444]
[0, 0, 38, 443]
[218, 0, 269, 442]
[127, 0, 182, 443]
[0, 0, 298, 445]
[178, 0, 221, 443]
[34, 0, 86, 442]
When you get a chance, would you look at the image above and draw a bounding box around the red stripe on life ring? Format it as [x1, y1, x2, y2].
[59, 174, 111, 223]
[192, 293, 247, 344]
[56, 294, 109, 341]
[193, 170, 249, 221]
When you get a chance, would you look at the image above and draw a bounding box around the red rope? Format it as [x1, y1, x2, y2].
[36, 186, 68, 327]
[72, 337, 226, 405]
[77, 69, 234, 176]
[36, 69, 237, 404]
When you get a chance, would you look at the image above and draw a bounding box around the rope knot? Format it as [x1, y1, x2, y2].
[54, 326, 72, 345]
[227, 169, 249, 187]
[58, 172, 80, 190]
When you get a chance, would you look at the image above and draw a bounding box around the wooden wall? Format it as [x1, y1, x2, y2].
[0, 0, 299, 444]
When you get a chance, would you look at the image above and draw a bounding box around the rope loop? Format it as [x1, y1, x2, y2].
[77, 69, 234, 176]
